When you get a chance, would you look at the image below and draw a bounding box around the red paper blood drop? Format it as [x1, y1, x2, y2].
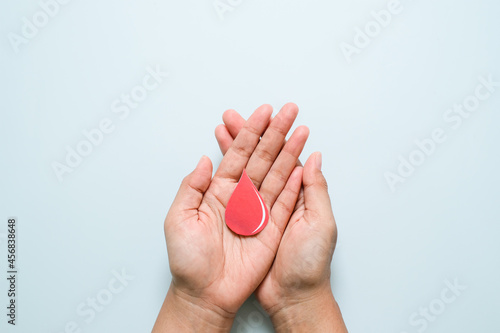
[225, 170, 269, 236]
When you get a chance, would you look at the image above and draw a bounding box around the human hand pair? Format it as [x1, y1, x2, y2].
[153, 104, 347, 332]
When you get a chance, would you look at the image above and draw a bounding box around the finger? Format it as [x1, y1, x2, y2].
[260, 125, 309, 208]
[215, 108, 246, 155]
[169, 156, 213, 216]
[245, 103, 299, 188]
[302, 152, 334, 218]
[222, 109, 246, 139]
[214, 104, 273, 181]
[215, 124, 233, 155]
[214, 109, 245, 155]
[220, 109, 304, 168]
[269, 166, 303, 233]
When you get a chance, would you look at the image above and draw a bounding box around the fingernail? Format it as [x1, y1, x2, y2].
[316, 152, 322, 171]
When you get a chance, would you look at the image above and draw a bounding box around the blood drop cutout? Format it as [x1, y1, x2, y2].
[225, 170, 269, 236]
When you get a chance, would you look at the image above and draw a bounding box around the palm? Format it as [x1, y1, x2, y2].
[256, 200, 331, 299]
[215, 109, 337, 312]
[167, 179, 289, 312]
[255, 193, 306, 294]
[165, 104, 309, 314]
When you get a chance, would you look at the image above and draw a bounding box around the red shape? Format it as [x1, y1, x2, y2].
[225, 170, 269, 236]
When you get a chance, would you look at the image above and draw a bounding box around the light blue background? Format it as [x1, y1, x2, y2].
[1, 0, 499, 332]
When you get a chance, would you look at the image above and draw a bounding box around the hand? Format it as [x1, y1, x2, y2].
[216, 109, 348, 332]
[153, 104, 309, 332]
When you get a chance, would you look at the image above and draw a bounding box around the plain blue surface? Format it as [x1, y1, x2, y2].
[1, 1, 499, 332]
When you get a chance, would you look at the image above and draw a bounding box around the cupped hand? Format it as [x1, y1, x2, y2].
[156, 104, 309, 331]
[216, 110, 347, 331]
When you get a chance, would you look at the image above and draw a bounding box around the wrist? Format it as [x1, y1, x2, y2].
[268, 284, 347, 333]
[152, 284, 235, 332]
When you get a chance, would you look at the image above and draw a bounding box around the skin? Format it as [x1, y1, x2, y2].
[215, 109, 348, 332]
[153, 103, 347, 332]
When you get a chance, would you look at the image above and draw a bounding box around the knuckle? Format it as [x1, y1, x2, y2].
[318, 175, 329, 191]
[254, 146, 276, 164]
[244, 124, 263, 137]
[270, 167, 289, 184]
[287, 182, 301, 197]
[271, 123, 289, 137]
[275, 198, 293, 216]
[231, 143, 252, 159]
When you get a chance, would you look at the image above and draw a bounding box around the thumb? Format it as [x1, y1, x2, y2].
[303, 152, 333, 219]
[170, 156, 213, 214]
